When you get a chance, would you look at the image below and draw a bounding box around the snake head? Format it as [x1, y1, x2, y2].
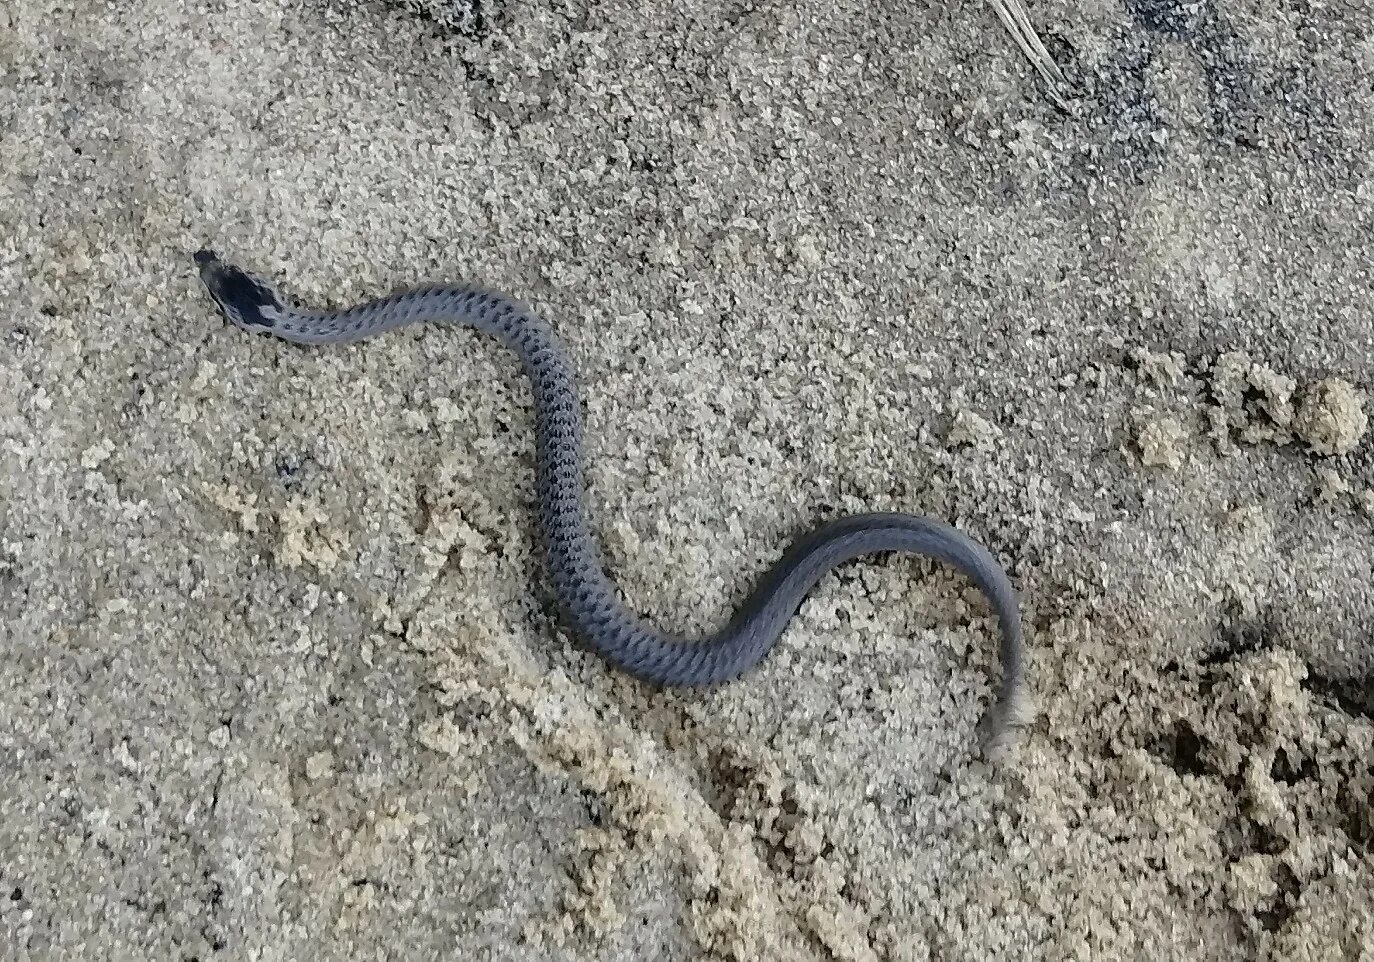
[194, 249, 284, 333]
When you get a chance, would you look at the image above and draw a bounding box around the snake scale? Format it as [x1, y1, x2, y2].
[195, 249, 1032, 744]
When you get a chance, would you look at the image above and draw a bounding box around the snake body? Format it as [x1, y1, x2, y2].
[194, 250, 1032, 743]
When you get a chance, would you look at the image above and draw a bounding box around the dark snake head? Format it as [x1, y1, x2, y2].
[194, 249, 284, 333]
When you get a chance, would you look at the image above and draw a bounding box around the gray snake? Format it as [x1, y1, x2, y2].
[194, 250, 1032, 744]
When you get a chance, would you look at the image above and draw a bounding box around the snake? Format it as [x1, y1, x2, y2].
[194, 249, 1032, 745]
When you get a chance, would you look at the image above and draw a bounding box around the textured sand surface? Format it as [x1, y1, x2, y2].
[2, 0, 1372, 958]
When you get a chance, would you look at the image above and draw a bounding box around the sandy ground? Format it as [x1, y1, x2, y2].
[2, 0, 1372, 958]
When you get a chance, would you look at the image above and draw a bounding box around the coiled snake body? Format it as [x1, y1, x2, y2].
[195, 250, 1032, 744]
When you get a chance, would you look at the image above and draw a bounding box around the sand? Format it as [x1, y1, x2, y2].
[2, 0, 1371, 958]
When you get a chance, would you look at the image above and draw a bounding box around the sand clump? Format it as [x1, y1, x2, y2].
[1293, 379, 1367, 457]
[1203, 355, 1368, 462]
[1136, 414, 1187, 470]
[1206, 351, 1301, 448]
[946, 409, 1002, 451]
